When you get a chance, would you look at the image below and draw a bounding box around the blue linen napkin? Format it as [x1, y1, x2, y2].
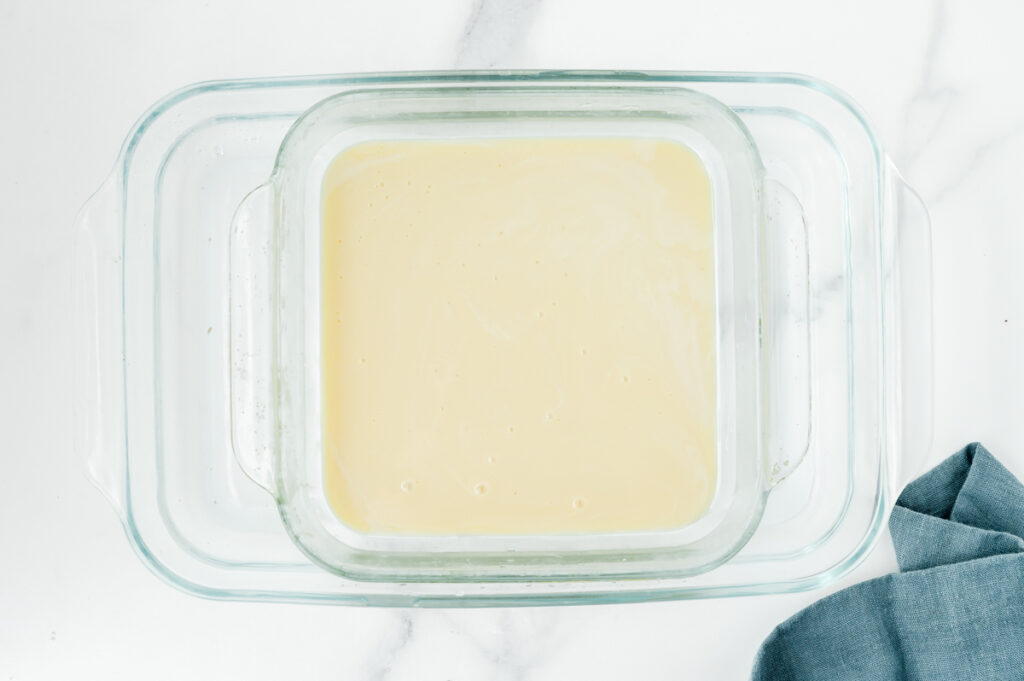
[752, 443, 1024, 680]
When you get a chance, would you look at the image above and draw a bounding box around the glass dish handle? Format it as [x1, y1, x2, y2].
[884, 162, 934, 495]
[73, 174, 127, 518]
[762, 179, 812, 487]
[229, 184, 278, 497]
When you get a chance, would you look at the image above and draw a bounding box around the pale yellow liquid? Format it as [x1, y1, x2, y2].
[321, 138, 716, 535]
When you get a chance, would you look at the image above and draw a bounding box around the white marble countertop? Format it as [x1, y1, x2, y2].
[3, 0, 1024, 678]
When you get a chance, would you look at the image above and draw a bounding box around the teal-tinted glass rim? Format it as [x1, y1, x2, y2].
[114, 70, 889, 606]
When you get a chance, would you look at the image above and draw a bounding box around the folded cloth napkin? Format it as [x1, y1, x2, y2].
[752, 443, 1024, 681]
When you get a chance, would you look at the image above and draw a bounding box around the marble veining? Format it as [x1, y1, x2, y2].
[362, 612, 415, 680]
[900, 0, 1024, 207]
[455, 0, 544, 67]
[7, 1, 1024, 679]
[363, 3, 1024, 678]
[901, 0, 955, 172]
[444, 610, 571, 679]
[928, 122, 1024, 205]
[354, 2, 1024, 679]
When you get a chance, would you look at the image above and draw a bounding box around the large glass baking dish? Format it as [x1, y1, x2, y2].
[74, 71, 932, 605]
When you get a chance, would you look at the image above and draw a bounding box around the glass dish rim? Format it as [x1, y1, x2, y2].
[266, 82, 767, 582]
[104, 69, 891, 606]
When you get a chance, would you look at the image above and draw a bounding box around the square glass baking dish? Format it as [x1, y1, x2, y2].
[235, 84, 764, 582]
[74, 71, 933, 605]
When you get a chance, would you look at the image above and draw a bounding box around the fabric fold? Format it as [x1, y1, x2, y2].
[752, 443, 1024, 681]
